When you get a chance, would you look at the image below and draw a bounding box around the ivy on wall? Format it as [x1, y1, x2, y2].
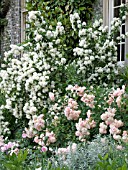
[0, 0, 10, 27]
[26, 0, 96, 22]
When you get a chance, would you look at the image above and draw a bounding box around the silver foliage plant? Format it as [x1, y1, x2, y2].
[53, 135, 114, 170]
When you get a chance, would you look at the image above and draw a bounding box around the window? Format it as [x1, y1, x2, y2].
[103, 0, 128, 62]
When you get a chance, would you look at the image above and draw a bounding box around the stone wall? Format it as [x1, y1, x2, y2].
[0, 0, 21, 57]
[93, 0, 103, 20]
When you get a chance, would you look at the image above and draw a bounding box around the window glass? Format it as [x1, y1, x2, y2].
[114, 7, 120, 17]
[122, 0, 126, 4]
[113, 0, 126, 61]
[121, 44, 125, 61]
[114, 0, 121, 6]
[117, 44, 120, 61]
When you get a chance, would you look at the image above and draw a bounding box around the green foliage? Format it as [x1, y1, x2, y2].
[0, 150, 30, 170]
[26, 0, 96, 22]
[94, 143, 128, 170]
[120, 66, 128, 85]
[0, 149, 69, 170]
[0, 0, 10, 18]
[0, 18, 8, 26]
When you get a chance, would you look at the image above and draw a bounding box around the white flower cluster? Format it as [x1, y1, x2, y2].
[70, 12, 127, 84]
[111, 18, 121, 31]
[0, 12, 66, 135]
[70, 13, 81, 31]
[0, 109, 9, 135]
[4, 44, 24, 58]
[28, 11, 41, 22]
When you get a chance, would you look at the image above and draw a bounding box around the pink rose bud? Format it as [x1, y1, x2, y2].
[22, 133, 27, 138]
[41, 146, 47, 152]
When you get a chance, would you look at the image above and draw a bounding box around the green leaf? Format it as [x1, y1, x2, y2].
[121, 164, 127, 170]
[103, 153, 109, 161]
[79, 7, 86, 11]
[98, 154, 103, 160]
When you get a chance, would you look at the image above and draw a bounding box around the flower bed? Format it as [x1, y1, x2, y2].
[0, 1, 128, 169]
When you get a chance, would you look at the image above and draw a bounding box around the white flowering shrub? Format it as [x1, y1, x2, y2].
[0, 11, 67, 136]
[69, 8, 128, 84]
[0, 3, 128, 152]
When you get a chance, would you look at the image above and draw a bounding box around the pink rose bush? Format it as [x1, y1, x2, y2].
[19, 84, 128, 152]
[76, 116, 96, 142]
[0, 84, 127, 154]
[0, 136, 19, 155]
[99, 85, 128, 141]
[22, 118, 56, 148]
[64, 98, 81, 120]
[107, 85, 125, 106]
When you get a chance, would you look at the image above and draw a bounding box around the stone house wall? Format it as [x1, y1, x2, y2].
[93, 0, 103, 19]
[0, 0, 21, 57]
[0, 0, 103, 57]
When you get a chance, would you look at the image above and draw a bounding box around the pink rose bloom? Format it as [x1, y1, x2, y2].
[34, 123, 42, 131]
[113, 134, 121, 140]
[116, 145, 123, 150]
[99, 122, 107, 134]
[77, 87, 86, 96]
[49, 92, 55, 101]
[13, 148, 19, 155]
[113, 86, 125, 97]
[34, 136, 40, 143]
[24, 128, 34, 138]
[1, 145, 8, 152]
[107, 97, 114, 105]
[7, 142, 14, 149]
[64, 106, 71, 114]
[45, 131, 56, 144]
[109, 125, 120, 135]
[99, 128, 107, 134]
[122, 131, 128, 142]
[101, 113, 108, 121]
[71, 143, 77, 152]
[107, 108, 116, 115]
[116, 96, 121, 107]
[67, 143, 77, 153]
[22, 132, 27, 138]
[90, 120, 96, 128]
[87, 110, 92, 118]
[41, 146, 47, 152]
[76, 131, 81, 137]
[49, 136, 56, 143]
[114, 119, 124, 128]
[122, 130, 128, 136]
[105, 117, 114, 125]
[68, 98, 78, 109]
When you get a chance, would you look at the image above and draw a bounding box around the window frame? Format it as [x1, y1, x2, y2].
[21, 0, 27, 42]
[103, 0, 128, 62]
